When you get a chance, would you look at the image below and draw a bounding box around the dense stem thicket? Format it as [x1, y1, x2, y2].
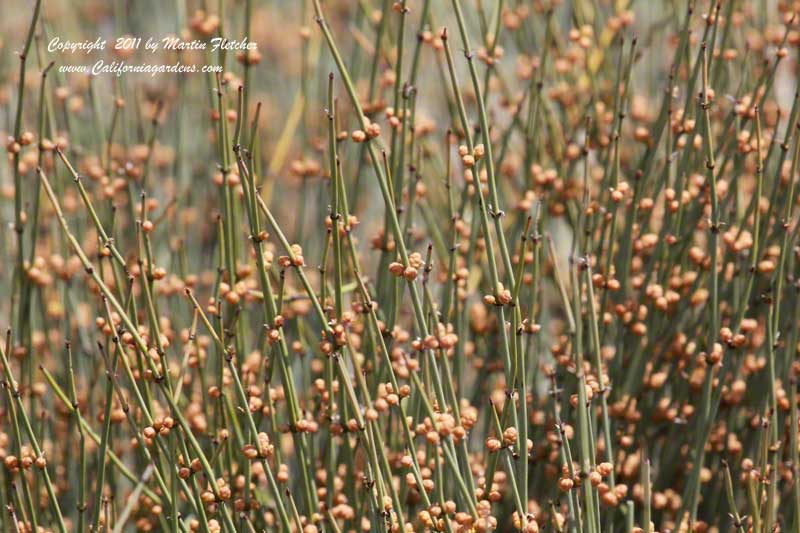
[1, 0, 800, 531]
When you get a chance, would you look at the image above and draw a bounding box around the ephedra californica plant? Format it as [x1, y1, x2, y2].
[1, 0, 799, 531]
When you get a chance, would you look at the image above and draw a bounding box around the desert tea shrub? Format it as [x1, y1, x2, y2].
[1, 0, 800, 532]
